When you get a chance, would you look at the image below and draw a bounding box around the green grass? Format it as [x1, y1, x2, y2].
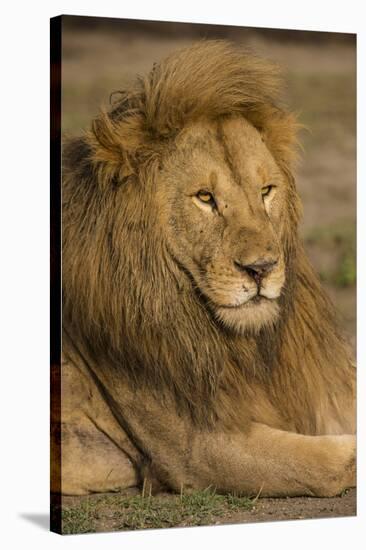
[60, 488, 254, 534]
[61, 505, 97, 534]
[305, 220, 356, 287]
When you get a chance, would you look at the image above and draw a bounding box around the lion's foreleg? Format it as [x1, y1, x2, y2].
[190, 423, 356, 497]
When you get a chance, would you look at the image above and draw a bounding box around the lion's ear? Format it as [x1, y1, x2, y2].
[251, 106, 302, 171]
[87, 108, 147, 187]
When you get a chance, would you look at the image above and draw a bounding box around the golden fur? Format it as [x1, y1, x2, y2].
[57, 41, 355, 497]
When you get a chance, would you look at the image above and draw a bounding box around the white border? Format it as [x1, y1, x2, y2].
[0, 1, 365, 548]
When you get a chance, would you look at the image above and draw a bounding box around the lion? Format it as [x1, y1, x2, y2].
[53, 40, 356, 499]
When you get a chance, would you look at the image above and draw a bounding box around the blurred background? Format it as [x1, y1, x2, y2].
[61, 16, 356, 349]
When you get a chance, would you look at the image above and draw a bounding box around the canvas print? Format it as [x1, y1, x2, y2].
[50, 16, 356, 534]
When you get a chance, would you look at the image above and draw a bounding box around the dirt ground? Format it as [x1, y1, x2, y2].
[59, 18, 356, 532]
[199, 489, 357, 526]
[224, 488, 357, 524]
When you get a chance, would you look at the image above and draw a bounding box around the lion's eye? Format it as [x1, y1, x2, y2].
[261, 185, 273, 198]
[197, 191, 216, 207]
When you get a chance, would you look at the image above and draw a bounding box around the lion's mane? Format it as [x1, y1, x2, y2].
[62, 41, 353, 432]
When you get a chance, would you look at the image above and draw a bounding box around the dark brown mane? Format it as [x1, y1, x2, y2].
[62, 41, 353, 431]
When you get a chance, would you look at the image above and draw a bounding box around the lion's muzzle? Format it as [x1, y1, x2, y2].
[233, 257, 279, 287]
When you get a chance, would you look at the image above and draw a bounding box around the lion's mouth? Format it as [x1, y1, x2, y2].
[251, 294, 265, 304]
[218, 294, 271, 309]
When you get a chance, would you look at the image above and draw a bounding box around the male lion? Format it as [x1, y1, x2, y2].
[54, 41, 356, 498]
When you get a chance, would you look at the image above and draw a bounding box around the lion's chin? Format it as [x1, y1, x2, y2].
[214, 297, 280, 334]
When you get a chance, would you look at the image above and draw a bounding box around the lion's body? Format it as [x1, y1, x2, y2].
[54, 41, 355, 497]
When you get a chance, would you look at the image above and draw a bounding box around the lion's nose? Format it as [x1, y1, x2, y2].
[234, 258, 278, 285]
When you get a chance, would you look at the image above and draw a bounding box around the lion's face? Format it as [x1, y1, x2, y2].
[157, 116, 288, 333]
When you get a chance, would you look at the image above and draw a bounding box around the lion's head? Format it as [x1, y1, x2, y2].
[156, 115, 290, 333]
